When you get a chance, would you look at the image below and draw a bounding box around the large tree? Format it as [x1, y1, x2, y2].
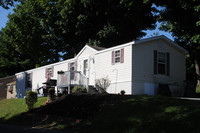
[38, 0, 158, 58]
[0, 0, 20, 9]
[154, 0, 200, 84]
[0, 0, 157, 77]
[0, 0, 49, 76]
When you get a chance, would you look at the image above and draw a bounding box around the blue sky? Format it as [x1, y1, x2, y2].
[143, 22, 173, 40]
[0, 6, 14, 29]
[0, 6, 174, 41]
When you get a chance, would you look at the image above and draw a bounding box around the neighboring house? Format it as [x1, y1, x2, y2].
[0, 75, 16, 99]
[15, 35, 187, 97]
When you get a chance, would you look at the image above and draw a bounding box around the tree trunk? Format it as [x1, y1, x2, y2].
[195, 60, 200, 86]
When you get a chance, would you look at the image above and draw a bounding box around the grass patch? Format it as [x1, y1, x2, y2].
[196, 85, 200, 93]
[2, 94, 200, 133]
[0, 97, 47, 120]
[79, 95, 200, 133]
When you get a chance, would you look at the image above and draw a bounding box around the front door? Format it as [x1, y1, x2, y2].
[83, 59, 89, 77]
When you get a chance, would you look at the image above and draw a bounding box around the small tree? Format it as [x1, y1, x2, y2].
[25, 91, 38, 110]
[95, 76, 111, 93]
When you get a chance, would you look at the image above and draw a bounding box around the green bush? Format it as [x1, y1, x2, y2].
[120, 90, 126, 95]
[72, 86, 87, 93]
[48, 88, 55, 96]
[25, 91, 38, 110]
[47, 88, 55, 103]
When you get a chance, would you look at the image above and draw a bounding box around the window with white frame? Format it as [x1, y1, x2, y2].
[68, 61, 77, 80]
[45, 66, 54, 78]
[26, 73, 32, 88]
[112, 48, 124, 65]
[47, 67, 53, 77]
[157, 52, 166, 75]
[83, 59, 88, 76]
[70, 62, 75, 71]
[70, 62, 75, 79]
[115, 50, 121, 63]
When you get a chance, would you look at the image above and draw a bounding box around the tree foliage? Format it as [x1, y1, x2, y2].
[0, 0, 20, 9]
[0, 0, 49, 76]
[153, 0, 200, 83]
[0, 0, 157, 77]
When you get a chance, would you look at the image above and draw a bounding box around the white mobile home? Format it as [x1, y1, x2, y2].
[15, 35, 187, 97]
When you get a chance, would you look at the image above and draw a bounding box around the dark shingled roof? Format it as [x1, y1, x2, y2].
[89, 45, 106, 51]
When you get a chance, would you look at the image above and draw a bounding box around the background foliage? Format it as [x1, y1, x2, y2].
[0, 0, 157, 77]
[0, 0, 200, 85]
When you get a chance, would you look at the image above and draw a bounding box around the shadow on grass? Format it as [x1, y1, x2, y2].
[0, 94, 126, 130]
[79, 95, 200, 133]
[0, 113, 11, 124]
[2, 94, 200, 133]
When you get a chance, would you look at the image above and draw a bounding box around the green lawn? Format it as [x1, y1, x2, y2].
[1, 95, 200, 133]
[0, 97, 47, 120]
[196, 85, 200, 93]
[79, 95, 200, 133]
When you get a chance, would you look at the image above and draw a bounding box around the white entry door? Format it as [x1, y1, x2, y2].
[83, 59, 89, 77]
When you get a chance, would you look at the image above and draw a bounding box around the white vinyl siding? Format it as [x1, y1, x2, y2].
[95, 45, 132, 94]
[112, 48, 124, 65]
[29, 61, 73, 92]
[15, 36, 186, 97]
[76, 46, 96, 85]
[132, 39, 185, 96]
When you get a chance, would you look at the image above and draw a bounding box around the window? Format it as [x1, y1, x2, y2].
[8, 85, 13, 93]
[45, 66, 54, 78]
[68, 61, 77, 80]
[112, 48, 124, 65]
[83, 59, 88, 75]
[47, 67, 53, 77]
[154, 50, 170, 76]
[115, 50, 121, 63]
[70, 62, 75, 71]
[70, 62, 75, 79]
[157, 52, 166, 75]
[26, 73, 32, 88]
[68, 61, 77, 71]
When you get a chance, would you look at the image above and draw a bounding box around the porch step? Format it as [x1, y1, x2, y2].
[88, 85, 99, 94]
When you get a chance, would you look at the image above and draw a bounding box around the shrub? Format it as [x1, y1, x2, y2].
[25, 91, 38, 110]
[48, 88, 55, 96]
[72, 86, 87, 93]
[95, 76, 111, 93]
[48, 88, 55, 103]
[120, 90, 126, 95]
